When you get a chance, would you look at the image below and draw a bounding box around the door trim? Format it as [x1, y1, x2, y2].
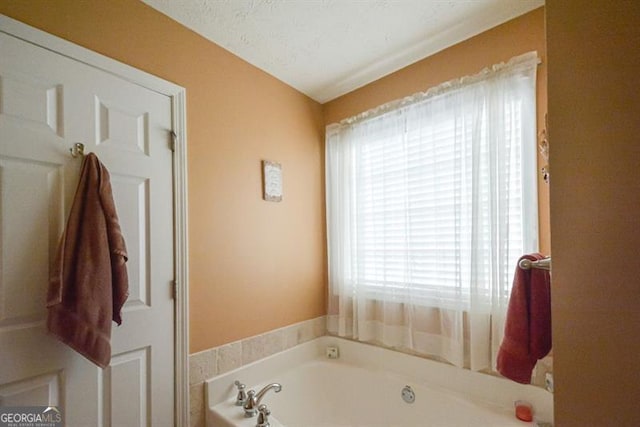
[0, 14, 190, 427]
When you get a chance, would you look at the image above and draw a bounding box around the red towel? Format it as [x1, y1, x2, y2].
[497, 253, 551, 384]
[47, 153, 129, 368]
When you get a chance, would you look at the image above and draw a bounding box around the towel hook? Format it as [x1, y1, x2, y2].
[69, 143, 85, 158]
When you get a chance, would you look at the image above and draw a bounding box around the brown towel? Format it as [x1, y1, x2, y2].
[47, 153, 129, 368]
[497, 253, 551, 383]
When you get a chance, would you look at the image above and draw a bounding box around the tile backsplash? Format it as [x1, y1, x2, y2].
[189, 315, 326, 427]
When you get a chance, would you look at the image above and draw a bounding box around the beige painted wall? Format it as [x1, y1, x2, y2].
[0, 0, 326, 353]
[324, 7, 550, 254]
[547, 1, 640, 425]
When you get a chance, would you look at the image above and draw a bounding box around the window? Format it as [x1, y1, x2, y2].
[326, 53, 539, 314]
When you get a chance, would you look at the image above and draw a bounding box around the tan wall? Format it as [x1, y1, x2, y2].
[547, 2, 640, 425]
[0, 0, 326, 353]
[324, 8, 550, 254]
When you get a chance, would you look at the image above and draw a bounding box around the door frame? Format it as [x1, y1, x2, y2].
[0, 15, 190, 427]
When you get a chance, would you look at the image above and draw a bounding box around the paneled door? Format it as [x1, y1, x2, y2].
[0, 30, 175, 426]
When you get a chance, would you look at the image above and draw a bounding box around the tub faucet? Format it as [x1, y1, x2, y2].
[243, 383, 282, 417]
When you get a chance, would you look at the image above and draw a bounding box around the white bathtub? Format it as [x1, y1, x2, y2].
[206, 336, 553, 427]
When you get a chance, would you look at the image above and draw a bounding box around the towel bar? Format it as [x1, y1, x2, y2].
[519, 257, 551, 271]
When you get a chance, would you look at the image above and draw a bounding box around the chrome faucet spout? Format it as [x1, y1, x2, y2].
[255, 383, 282, 405]
[243, 383, 282, 417]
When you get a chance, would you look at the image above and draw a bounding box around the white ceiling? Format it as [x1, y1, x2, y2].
[142, 0, 544, 103]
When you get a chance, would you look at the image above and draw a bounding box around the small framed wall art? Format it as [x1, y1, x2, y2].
[262, 160, 283, 202]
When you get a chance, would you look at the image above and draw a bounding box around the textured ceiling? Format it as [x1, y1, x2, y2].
[142, 0, 544, 103]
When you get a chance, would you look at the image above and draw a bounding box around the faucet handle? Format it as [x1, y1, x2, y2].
[234, 380, 247, 406]
[256, 404, 271, 427]
[244, 390, 258, 417]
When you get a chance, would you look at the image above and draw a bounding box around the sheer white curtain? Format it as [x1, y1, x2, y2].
[326, 52, 539, 371]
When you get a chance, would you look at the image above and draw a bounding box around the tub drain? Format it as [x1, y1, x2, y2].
[401, 385, 415, 404]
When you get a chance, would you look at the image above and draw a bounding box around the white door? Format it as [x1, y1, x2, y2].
[0, 30, 175, 426]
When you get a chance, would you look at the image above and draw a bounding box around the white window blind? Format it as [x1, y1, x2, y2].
[326, 52, 539, 314]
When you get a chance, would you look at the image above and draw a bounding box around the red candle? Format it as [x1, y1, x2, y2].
[515, 401, 533, 422]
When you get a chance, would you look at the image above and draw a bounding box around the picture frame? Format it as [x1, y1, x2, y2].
[262, 160, 283, 202]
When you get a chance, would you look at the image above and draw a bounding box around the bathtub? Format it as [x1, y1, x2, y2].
[206, 336, 553, 427]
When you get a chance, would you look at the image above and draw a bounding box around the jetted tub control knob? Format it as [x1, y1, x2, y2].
[401, 385, 415, 404]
